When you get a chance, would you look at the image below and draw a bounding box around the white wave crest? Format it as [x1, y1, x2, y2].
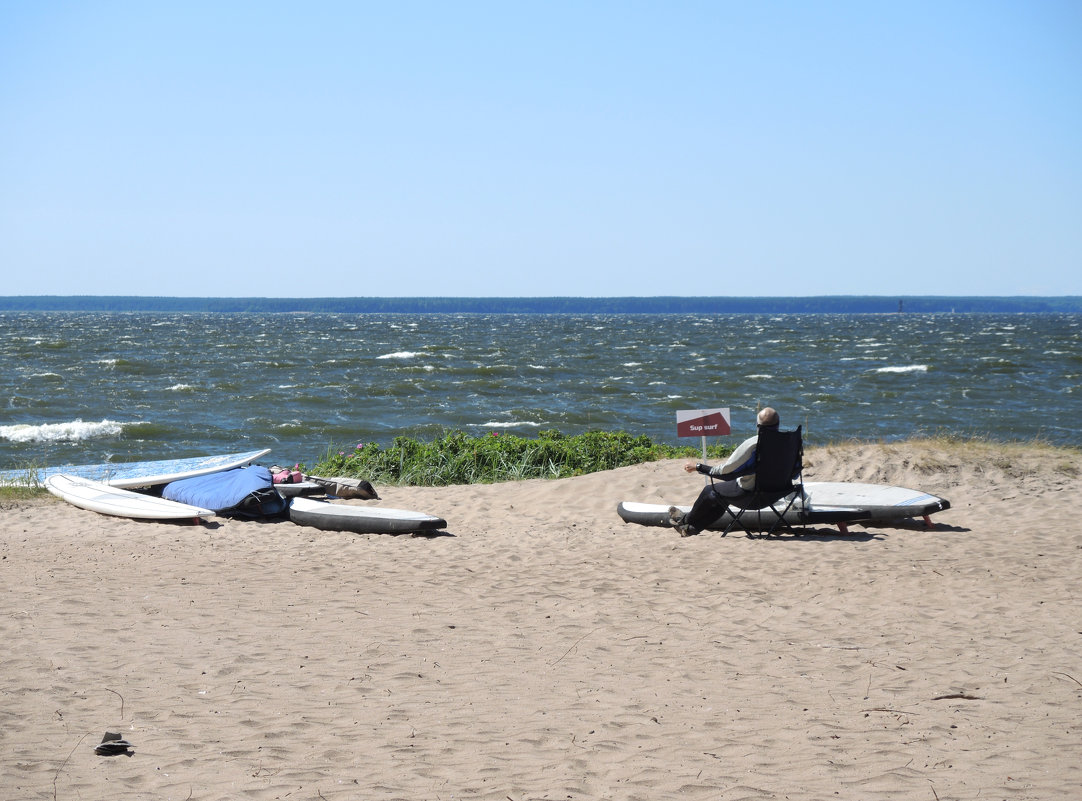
[377, 351, 421, 359]
[0, 419, 126, 443]
[482, 421, 542, 429]
[875, 365, 929, 374]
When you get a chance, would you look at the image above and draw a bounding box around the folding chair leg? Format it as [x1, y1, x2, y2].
[723, 491, 803, 538]
[762, 495, 802, 538]
[722, 505, 748, 537]
[721, 507, 737, 537]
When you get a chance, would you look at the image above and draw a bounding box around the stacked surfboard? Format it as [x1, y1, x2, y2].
[44, 474, 214, 521]
[30, 449, 273, 522]
[1, 448, 272, 489]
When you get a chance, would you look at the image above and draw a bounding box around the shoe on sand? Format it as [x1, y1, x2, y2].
[94, 732, 134, 756]
[668, 506, 698, 537]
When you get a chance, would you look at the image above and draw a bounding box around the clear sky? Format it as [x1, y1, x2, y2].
[2, 1, 1080, 298]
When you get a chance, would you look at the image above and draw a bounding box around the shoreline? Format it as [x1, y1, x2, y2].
[3, 436, 1079, 497]
[3, 439, 1080, 799]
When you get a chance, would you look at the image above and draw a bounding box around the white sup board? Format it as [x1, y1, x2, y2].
[800, 482, 950, 520]
[289, 497, 447, 535]
[616, 500, 869, 531]
[45, 474, 214, 520]
[1, 448, 271, 489]
[617, 481, 949, 532]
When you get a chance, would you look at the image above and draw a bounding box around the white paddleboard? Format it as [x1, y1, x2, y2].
[1, 448, 271, 488]
[616, 500, 868, 531]
[800, 482, 950, 520]
[45, 474, 214, 520]
[617, 481, 949, 532]
[289, 497, 447, 534]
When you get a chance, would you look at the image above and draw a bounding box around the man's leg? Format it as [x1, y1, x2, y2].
[670, 480, 742, 535]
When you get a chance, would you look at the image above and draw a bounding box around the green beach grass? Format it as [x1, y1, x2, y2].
[0, 484, 52, 501]
[304, 430, 1081, 488]
[305, 429, 732, 487]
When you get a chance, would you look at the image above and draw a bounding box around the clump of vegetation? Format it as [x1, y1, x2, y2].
[0, 485, 49, 501]
[307, 429, 732, 487]
[0, 465, 50, 500]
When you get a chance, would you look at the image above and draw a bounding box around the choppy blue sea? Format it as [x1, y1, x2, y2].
[1, 311, 1079, 470]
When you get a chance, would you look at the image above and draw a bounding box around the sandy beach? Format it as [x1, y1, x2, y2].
[2, 439, 1080, 801]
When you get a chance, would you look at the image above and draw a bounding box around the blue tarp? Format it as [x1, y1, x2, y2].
[162, 465, 285, 516]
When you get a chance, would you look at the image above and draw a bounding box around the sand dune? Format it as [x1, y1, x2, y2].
[2, 440, 1080, 800]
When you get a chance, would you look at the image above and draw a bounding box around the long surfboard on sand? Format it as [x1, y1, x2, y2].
[0, 448, 271, 489]
[617, 481, 950, 533]
[801, 482, 950, 522]
[289, 497, 447, 535]
[45, 474, 214, 521]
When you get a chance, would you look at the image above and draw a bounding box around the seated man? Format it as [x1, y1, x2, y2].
[669, 406, 780, 536]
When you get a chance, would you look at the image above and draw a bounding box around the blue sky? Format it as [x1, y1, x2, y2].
[2, 1, 1080, 297]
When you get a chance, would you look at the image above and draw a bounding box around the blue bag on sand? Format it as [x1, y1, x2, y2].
[162, 465, 286, 517]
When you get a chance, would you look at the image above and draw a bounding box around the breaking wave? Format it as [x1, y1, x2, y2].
[0, 419, 126, 443]
[875, 365, 929, 374]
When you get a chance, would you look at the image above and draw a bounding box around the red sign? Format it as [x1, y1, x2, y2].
[676, 408, 731, 438]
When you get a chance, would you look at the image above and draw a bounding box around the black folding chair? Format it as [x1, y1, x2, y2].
[717, 425, 804, 537]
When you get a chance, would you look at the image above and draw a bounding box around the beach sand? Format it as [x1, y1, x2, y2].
[2, 440, 1080, 800]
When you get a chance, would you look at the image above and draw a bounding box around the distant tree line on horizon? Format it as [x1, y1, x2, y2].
[1, 296, 1080, 314]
